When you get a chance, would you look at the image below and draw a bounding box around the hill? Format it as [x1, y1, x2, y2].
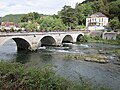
[0, 13, 48, 23]
[0, 14, 25, 23]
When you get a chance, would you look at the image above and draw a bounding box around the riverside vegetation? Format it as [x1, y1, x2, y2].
[78, 34, 120, 45]
[0, 62, 111, 90]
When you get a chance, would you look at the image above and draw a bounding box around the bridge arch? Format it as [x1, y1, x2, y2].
[76, 34, 84, 42]
[40, 36, 56, 46]
[62, 35, 73, 43]
[1, 37, 31, 51]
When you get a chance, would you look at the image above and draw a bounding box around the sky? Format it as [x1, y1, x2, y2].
[0, 0, 85, 17]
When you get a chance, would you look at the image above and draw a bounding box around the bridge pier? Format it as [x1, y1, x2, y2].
[29, 41, 38, 51]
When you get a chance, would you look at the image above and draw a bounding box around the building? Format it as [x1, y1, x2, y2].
[0, 22, 20, 30]
[86, 12, 108, 30]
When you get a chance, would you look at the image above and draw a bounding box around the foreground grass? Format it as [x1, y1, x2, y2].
[0, 62, 111, 90]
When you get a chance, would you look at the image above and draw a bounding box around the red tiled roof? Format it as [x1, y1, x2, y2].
[1, 22, 19, 27]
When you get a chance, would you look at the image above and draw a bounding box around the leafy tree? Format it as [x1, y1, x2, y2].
[58, 5, 77, 29]
[19, 22, 28, 28]
[94, 0, 109, 16]
[25, 23, 38, 32]
[36, 16, 66, 31]
[27, 12, 40, 21]
[21, 15, 28, 22]
[109, 17, 120, 30]
[75, 2, 94, 25]
[109, 0, 120, 20]
[21, 12, 40, 22]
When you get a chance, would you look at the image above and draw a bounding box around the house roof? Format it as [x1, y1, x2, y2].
[88, 12, 107, 18]
[1, 22, 19, 27]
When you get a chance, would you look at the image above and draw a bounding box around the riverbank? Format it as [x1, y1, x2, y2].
[78, 35, 120, 45]
[0, 61, 111, 90]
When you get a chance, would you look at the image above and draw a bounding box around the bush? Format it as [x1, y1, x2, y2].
[78, 35, 103, 42]
[79, 35, 91, 42]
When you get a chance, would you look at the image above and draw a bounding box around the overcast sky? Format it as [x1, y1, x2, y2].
[0, 0, 85, 17]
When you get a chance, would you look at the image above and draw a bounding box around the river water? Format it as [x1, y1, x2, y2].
[0, 39, 120, 90]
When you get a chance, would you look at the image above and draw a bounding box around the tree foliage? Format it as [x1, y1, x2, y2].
[75, 2, 94, 25]
[94, 0, 109, 16]
[109, 17, 120, 30]
[109, 0, 120, 20]
[21, 12, 42, 22]
[58, 5, 77, 29]
[36, 16, 66, 31]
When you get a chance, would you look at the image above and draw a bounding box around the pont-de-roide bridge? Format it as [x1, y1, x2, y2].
[0, 32, 84, 51]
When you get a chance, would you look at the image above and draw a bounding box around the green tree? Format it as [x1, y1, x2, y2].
[21, 12, 40, 22]
[21, 15, 28, 22]
[75, 2, 94, 25]
[25, 23, 37, 32]
[94, 0, 109, 16]
[36, 16, 66, 31]
[109, 17, 120, 30]
[109, 0, 120, 20]
[58, 5, 77, 30]
[27, 12, 40, 21]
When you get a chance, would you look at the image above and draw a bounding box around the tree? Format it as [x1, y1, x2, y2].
[27, 12, 40, 21]
[94, 0, 109, 16]
[21, 15, 28, 22]
[58, 5, 77, 29]
[21, 12, 40, 22]
[109, 0, 120, 20]
[36, 16, 66, 31]
[75, 2, 94, 25]
[109, 17, 120, 30]
[25, 23, 37, 32]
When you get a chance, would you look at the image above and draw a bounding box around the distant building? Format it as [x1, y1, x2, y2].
[86, 12, 109, 30]
[0, 22, 20, 30]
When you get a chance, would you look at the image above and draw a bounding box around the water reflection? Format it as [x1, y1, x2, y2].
[15, 50, 31, 64]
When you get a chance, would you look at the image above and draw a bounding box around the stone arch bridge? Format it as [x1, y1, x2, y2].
[0, 32, 84, 51]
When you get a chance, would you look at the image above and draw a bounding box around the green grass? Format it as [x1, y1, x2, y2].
[0, 61, 111, 90]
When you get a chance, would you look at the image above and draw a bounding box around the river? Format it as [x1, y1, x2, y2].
[0, 39, 120, 90]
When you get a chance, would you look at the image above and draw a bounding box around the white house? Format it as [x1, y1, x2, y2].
[86, 12, 109, 30]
